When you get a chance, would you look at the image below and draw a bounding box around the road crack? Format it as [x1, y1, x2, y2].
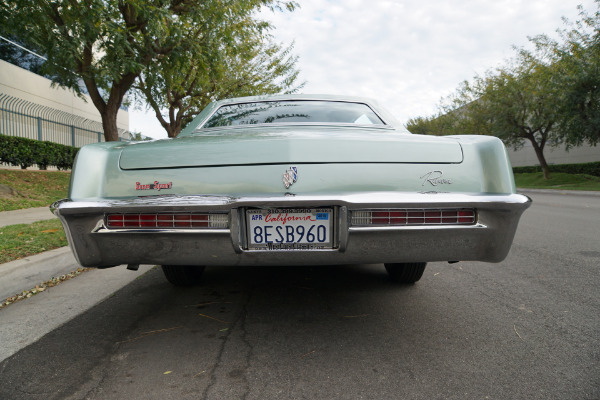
[202, 288, 254, 400]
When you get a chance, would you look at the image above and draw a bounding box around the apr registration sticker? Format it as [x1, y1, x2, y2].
[246, 208, 333, 250]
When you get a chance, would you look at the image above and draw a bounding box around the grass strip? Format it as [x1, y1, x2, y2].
[0, 169, 70, 211]
[514, 172, 600, 191]
[0, 219, 68, 264]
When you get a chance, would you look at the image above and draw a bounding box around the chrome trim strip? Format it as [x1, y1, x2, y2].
[338, 206, 349, 252]
[230, 208, 243, 254]
[94, 227, 231, 234]
[55, 192, 531, 213]
[194, 123, 396, 134]
[349, 223, 487, 232]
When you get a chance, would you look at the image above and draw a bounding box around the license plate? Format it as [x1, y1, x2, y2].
[246, 208, 333, 250]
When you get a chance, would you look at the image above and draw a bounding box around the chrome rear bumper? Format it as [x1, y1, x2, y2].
[52, 192, 531, 268]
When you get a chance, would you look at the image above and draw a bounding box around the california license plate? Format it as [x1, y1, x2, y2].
[246, 208, 333, 250]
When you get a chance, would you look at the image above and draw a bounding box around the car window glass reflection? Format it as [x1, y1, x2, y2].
[202, 101, 385, 128]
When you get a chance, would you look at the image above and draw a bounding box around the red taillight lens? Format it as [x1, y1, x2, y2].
[107, 214, 124, 227]
[352, 209, 476, 226]
[106, 213, 228, 229]
[372, 211, 407, 224]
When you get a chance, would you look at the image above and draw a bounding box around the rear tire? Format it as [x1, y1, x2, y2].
[161, 265, 205, 286]
[384, 262, 427, 284]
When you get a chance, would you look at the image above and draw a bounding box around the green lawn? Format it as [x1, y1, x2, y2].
[0, 169, 71, 211]
[0, 219, 68, 264]
[514, 172, 600, 191]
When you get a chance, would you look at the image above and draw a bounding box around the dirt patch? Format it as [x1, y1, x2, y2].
[0, 184, 20, 198]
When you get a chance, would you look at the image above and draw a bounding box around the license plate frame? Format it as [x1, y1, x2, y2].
[245, 208, 334, 250]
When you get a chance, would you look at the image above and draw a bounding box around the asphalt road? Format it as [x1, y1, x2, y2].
[0, 191, 598, 400]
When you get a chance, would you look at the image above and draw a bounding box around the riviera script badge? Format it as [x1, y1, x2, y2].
[135, 181, 173, 191]
[283, 166, 298, 189]
[420, 171, 452, 186]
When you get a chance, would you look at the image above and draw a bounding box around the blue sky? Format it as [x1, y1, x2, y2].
[130, 0, 596, 139]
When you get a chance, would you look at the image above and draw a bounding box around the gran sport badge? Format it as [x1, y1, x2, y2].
[283, 166, 298, 189]
[135, 181, 173, 191]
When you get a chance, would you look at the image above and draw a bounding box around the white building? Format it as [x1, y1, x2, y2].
[0, 59, 129, 146]
[507, 141, 599, 167]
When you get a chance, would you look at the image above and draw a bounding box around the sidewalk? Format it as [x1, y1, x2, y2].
[0, 206, 155, 363]
[0, 206, 65, 299]
[0, 206, 56, 228]
[0, 207, 74, 300]
[0, 206, 67, 301]
[0, 247, 78, 300]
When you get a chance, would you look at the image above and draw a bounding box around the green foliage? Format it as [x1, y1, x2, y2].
[514, 172, 600, 191]
[0, 0, 299, 142]
[410, 57, 561, 180]
[407, 2, 600, 180]
[405, 112, 475, 136]
[526, 2, 600, 147]
[133, 4, 303, 137]
[406, 115, 446, 136]
[0, 135, 78, 170]
[513, 161, 600, 177]
[439, 55, 563, 181]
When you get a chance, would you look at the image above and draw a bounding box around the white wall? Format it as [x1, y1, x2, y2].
[0, 59, 128, 130]
[507, 141, 600, 167]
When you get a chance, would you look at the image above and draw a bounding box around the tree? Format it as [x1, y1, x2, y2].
[136, 26, 303, 138]
[439, 56, 562, 179]
[406, 113, 464, 136]
[407, 57, 562, 179]
[527, 2, 600, 148]
[407, 2, 600, 179]
[408, 2, 600, 180]
[0, 0, 297, 141]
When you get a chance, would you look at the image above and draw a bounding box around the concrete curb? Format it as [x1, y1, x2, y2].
[0, 247, 79, 300]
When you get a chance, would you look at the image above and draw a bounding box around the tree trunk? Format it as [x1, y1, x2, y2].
[528, 137, 551, 179]
[100, 110, 120, 142]
[167, 120, 183, 138]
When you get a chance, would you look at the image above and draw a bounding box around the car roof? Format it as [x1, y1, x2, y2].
[213, 93, 374, 104]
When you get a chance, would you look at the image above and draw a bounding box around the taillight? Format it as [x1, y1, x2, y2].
[351, 209, 476, 226]
[106, 213, 228, 229]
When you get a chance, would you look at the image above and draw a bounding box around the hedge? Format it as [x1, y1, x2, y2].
[513, 161, 600, 177]
[0, 135, 79, 170]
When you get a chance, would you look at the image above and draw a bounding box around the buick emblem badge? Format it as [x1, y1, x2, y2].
[283, 166, 298, 189]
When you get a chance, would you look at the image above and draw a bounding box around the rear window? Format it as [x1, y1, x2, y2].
[202, 100, 385, 128]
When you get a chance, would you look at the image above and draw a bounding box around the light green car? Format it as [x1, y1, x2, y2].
[52, 95, 531, 286]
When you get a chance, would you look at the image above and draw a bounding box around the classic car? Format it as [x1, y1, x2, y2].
[52, 94, 531, 286]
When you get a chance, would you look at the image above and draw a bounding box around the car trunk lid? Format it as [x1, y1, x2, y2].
[118, 127, 463, 170]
